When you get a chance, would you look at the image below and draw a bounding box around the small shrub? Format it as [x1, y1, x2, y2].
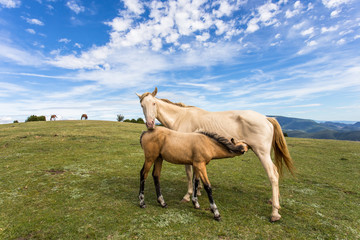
[136, 118, 144, 124]
[13, 120, 19, 123]
[25, 115, 46, 122]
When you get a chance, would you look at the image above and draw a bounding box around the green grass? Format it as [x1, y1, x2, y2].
[1, 120, 359, 239]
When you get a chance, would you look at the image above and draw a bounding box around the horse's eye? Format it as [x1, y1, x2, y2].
[153, 103, 156, 106]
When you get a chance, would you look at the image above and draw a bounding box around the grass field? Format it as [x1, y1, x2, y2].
[1, 120, 359, 239]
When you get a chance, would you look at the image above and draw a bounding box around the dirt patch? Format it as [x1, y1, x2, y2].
[45, 169, 66, 175]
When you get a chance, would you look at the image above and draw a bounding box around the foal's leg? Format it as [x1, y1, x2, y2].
[194, 162, 221, 221]
[152, 157, 167, 208]
[139, 158, 155, 208]
[256, 151, 281, 222]
[192, 170, 200, 209]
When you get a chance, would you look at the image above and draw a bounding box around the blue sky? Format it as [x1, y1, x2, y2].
[0, 0, 359, 124]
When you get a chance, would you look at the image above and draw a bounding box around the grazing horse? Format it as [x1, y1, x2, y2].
[136, 87, 294, 222]
[81, 114, 88, 120]
[50, 115, 57, 121]
[139, 126, 248, 221]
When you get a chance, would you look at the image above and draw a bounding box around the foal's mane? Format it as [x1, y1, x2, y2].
[198, 131, 244, 154]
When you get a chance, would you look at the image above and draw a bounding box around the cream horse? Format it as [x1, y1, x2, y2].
[136, 88, 294, 222]
[139, 126, 248, 220]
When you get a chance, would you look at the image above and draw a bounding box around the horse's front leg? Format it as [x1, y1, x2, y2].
[181, 165, 193, 202]
[153, 157, 167, 208]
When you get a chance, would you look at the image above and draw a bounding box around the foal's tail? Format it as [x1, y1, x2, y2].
[267, 117, 295, 176]
[139, 131, 147, 148]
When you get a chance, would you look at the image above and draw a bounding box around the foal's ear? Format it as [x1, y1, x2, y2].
[152, 87, 158, 97]
[136, 93, 142, 99]
[231, 138, 236, 144]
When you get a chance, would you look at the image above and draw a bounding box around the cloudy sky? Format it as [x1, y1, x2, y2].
[0, 0, 359, 124]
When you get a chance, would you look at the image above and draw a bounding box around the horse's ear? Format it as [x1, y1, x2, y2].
[231, 138, 236, 144]
[152, 87, 158, 97]
[136, 93, 142, 99]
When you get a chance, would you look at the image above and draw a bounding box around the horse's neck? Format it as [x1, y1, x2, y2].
[156, 99, 186, 130]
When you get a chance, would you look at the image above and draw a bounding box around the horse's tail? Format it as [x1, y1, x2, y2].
[267, 117, 295, 176]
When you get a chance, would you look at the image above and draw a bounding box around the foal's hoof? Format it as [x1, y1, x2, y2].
[139, 203, 146, 208]
[214, 215, 221, 221]
[161, 203, 168, 208]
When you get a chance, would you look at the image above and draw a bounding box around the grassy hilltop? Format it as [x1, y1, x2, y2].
[0, 121, 359, 239]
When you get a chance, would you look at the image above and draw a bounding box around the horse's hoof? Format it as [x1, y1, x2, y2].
[140, 204, 146, 208]
[161, 203, 168, 208]
[181, 198, 190, 203]
[270, 214, 281, 222]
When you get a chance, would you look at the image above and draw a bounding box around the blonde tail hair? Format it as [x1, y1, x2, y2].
[267, 117, 295, 176]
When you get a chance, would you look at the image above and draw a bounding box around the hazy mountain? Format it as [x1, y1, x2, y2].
[268, 116, 360, 141]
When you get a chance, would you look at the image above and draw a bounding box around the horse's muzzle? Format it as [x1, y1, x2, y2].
[146, 120, 155, 129]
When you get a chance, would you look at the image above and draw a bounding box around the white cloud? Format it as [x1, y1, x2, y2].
[0, 42, 43, 66]
[301, 27, 314, 36]
[246, 18, 260, 33]
[26, 28, 36, 34]
[105, 17, 132, 32]
[330, 9, 341, 17]
[123, 0, 144, 15]
[246, 1, 280, 33]
[336, 38, 346, 45]
[285, 0, 303, 18]
[25, 18, 44, 26]
[307, 40, 317, 46]
[321, 25, 338, 33]
[59, 38, 71, 43]
[322, 0, 352, 8]
[0, 0, 20, 8]
[66, 0, 85, 14]
[196, 32, 210, 42]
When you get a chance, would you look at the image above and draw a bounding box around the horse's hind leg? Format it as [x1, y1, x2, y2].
[139, 158, 155, 208]
[257, 151, 281, 222]
[152, 157, 167, 208]
[194, 162, 221, 221]
[181, 165, 193, 202]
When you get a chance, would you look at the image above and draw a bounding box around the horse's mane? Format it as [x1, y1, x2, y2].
[138, 92, 193, 108]
[159, 98, 193, 108]
[198, 131, 245, 154]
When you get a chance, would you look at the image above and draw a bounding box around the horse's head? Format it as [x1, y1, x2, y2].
[136, 87, 158, 129]
[231, 138, 249, 154]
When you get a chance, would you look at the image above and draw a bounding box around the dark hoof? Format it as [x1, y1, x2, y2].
[214, 215, 221, 221]
[140, 204, 146, 208]
[161, 203, 168, 208]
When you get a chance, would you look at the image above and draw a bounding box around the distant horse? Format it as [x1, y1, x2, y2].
[137, 87, 294, 221]
[81, 114, 88, 120]
[50, 115, 57, 121]
[139, 126, 248, 221]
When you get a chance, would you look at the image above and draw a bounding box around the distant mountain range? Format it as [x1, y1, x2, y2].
[268, 116, 360, 141]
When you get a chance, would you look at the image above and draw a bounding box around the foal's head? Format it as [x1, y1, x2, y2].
[136, 87, 158, 129]
[231, 138, 249, 154]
